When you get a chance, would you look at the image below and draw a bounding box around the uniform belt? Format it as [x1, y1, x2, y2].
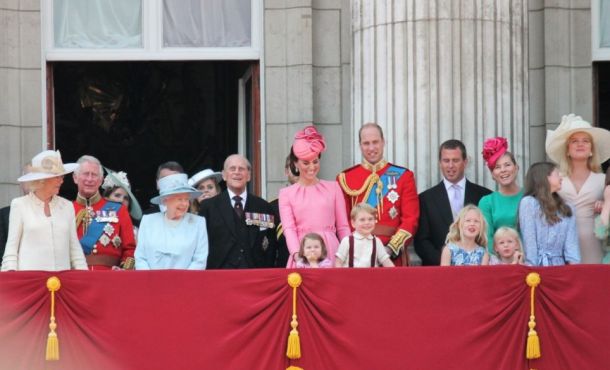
[373, 224, 396, 236]
[86, 254, 120, 267]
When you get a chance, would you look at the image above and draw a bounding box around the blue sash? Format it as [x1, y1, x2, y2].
[79, 201, 121, 255]
[365, 165, 406, 208]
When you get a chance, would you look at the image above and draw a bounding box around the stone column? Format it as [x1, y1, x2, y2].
[352, 0, 529, 190]
[0, 1, 42, 204]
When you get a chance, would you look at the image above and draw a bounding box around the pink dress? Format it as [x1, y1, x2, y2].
[279, 180, 351, 268]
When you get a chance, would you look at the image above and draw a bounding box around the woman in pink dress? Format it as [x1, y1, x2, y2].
[279, 126, 351, 267]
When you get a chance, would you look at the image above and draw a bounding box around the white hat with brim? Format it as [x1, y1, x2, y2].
[18, 150, 78, 182]
[545, 114, 610, 164]
[150, 173, 202, 205]
[188, 169, 223, 188]
[103, 168, 143, 221]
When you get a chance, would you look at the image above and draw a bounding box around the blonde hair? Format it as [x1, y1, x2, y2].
[298, 233, 328, 263]
[558, 131, 602, 175]
[445, 205, 488, 247]
[493, 227, 522, 254]
[350, 202, 377, 220]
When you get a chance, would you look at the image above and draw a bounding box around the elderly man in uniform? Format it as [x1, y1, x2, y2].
[337, 122, 419, 266]
[72, 155, 136, 270]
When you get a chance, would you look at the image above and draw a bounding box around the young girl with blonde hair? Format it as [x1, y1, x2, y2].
[440, 205, 489, 266]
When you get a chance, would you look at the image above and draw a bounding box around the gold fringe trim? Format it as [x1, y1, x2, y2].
[286, 273, 302, 360]
[387, 229, 412, 255]
[46, 276, 61, 361]
[525, 272, 541, 360]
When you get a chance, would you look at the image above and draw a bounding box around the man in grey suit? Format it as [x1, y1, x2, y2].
[415, 139, 491, 265]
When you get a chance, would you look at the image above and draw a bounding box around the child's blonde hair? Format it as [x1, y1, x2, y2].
[445, 204, 488, 247]
[350, 202, 377, 220]
[493, 227, 522, 252]
[298, 233, 328, 262]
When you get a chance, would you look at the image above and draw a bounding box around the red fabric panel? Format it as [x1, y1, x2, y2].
[0, 266, 609, 370]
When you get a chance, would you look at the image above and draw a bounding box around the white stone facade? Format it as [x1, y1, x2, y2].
[0, 0, 599, 203]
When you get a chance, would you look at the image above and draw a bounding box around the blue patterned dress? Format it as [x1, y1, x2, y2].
[447, 243, 486, 266]
[518, 196, 580, 266]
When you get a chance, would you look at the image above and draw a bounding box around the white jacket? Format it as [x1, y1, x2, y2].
[1, 193, 87, 271]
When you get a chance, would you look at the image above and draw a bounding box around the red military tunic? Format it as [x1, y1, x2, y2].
[73, 193, 136, 270]
[337, 159, 419, 266]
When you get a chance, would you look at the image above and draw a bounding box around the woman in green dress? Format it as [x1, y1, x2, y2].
[478, 137, 524, 253]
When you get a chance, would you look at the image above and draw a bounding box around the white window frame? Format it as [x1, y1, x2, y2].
[592, 0, 610, 60]
[41, 0, 262, 61]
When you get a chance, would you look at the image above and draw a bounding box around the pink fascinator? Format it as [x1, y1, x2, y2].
[482, 137, 508, 170]
[292, 125, 327, 160]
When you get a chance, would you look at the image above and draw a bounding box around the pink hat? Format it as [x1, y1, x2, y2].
[482, 137, 508, 170]
[292, 125, 326, 160]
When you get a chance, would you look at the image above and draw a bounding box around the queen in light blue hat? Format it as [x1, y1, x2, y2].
[135, 173, 208, 270]
[150, 173, 202, 205]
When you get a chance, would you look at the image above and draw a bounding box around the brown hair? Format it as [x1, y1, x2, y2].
[358, 122, 385, 143]
[350, 202, 377, 220]
[522, 162, 572, 225]
[438, 139, 467, 161]
[288, 147, 321, 177]
[297, 233, 328, 264]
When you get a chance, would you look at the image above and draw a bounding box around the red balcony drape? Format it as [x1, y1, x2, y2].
[0, 266, 608, 370]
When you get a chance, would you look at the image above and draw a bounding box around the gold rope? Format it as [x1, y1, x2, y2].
[286, 273, 302, 361]
[46, 276, 61, 361]
[525, 272, 541, 360]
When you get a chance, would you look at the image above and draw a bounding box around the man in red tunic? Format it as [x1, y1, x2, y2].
[337, 123, 419, 266]
[72, 155, 136, 270]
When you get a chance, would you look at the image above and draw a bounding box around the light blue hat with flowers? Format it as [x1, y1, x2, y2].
[150, 173, 202, 205]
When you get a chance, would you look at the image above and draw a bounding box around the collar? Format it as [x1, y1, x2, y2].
[75, 191, 102, 207]
[443, 177, 467, 191]
[227, 188, 248, 203]
[353, 231, 374, 240]
[361, 158, 388, 172]
[28, 192, 59, 207]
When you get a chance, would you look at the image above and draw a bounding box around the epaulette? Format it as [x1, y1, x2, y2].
[338, 164, 362, 175]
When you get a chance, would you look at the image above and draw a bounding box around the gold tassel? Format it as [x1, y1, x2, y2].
[525, 272, 541, 360]
[46, 276, 61, 361]
[286, 367, 304, 370]
[286, 273, 302, 360]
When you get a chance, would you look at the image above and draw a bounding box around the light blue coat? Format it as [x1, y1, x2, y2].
[135, 212, 208, 270]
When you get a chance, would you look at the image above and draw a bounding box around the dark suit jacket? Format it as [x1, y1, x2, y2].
[269, 198, 289, 267]
[414, 180, 491, 265]
[199, 190, 277, 269]
[0, 206, 9, 263]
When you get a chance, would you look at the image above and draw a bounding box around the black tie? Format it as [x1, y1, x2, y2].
[233, 195, 244, 219]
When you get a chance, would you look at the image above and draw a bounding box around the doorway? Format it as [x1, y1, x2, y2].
[50, 60, 259, 205]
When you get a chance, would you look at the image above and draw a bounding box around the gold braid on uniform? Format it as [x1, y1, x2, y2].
[338, 159, 387, 217]
[388, 229, 412, 255]
[121, 257, 135, 270]
[74, 192, 102, 235]
[276, 222, 284, 240]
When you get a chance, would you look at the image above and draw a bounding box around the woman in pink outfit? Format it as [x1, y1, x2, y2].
[279, 126, 351, 267]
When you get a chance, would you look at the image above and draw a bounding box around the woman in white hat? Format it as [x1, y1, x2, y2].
[135, 173, 208, 269]
[545, 113, 610, 263]
[1, 150, 88, 271]
[187, 169, 222, 214]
